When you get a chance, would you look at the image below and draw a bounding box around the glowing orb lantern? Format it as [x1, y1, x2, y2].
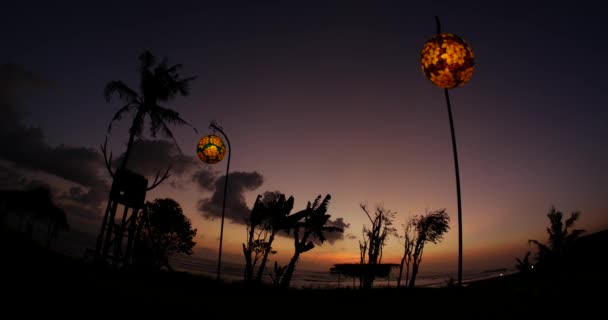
[421, 33, 474, 89]
[197, 134, 226, 164]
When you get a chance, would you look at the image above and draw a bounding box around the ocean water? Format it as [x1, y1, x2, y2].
[169, 254, 515, 289]
[51, 230, 515, 289]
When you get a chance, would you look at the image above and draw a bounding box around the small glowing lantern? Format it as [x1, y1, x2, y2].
[197, 134, 226, 164]
[421, 33, 474, 89]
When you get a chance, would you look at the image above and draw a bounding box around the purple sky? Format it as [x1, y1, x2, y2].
[1, 1, 607, 274]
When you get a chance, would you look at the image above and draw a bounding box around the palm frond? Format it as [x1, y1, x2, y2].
[148, 105, 197, 149]
[311, 195, 322, 210]
[528, 239, 551, 255]
[176, 76, 196, 96]
[158, 57, 169, 70]
[166, 63, 183, 74]
[138, 50, 156, 73]
[564, 211, 580, 229]
[107, 103, 136, 133]
[316, 194, 331, 214]
[154, 116, 183, 157]
[104, 81, 138, 103]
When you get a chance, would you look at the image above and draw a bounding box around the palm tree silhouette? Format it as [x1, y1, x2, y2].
[529, 207, 584, 269]
[95, 50, 197, 264]
[104, 50, 197, 170]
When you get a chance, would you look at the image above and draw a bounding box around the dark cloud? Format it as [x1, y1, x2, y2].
[66, 185, 109, 206]
[0, 63, 49, 127]
[0, 163, 105, 229]
[0, 64, 107, 189]
[0, 164, 29, 189]
[278, 213, 350, 245]
[197, 171, 264, 224]
[0, 164, 50, 191]
[114, 139, 198, 178]
[259, 190, 284, 205]
[321, 217, 350, 244]
[191, 167, 219, 192]
[0, 64, 109, 224]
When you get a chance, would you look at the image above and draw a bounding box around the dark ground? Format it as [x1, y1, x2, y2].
[1, 228, 605, 317]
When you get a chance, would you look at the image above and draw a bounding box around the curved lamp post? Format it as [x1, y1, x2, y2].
[197, 120, 231, 280]
[420, 16, 475, 287]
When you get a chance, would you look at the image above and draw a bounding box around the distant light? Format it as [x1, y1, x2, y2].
[499, 273, 503, 277]
[531, 265, 535, 269]
[421, 33, 475, 89]
[197, 135, 226, 164]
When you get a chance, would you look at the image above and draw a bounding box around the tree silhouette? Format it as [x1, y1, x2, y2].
[516, 251, 532, 274]
[0, 187, 69, 247]
[397, 216, 415, 287]
[359, 204, 396, 289]
[279, 194, 343, 288]
[104, 50, 197, 171]
[407, 209, 450, 288]
[242, 193, 294, 282]
[255, 193, 294, 282]
[528, 207, 584, 274]
[96, 50, 197, 265]
[134, 198, 196, 270]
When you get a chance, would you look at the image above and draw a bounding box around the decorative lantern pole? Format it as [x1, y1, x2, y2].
[420, 16, 475, 287]
[197, 120, 231, 280]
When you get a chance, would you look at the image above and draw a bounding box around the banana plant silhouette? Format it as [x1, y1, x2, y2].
[279, 194, 343, 288]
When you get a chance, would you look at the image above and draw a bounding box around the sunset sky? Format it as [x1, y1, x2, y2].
[1, 1, 607, 276]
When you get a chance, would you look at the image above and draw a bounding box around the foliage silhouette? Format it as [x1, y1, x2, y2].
[104, 50, 197, 171]
[269, 261, 287, 287]
[397, 216, 415, 287]
[527, 207, 584, 285]
[359, 204, 396, 289]
[96, 50, 197, 265]
[406, 209, 450, 288]
[0, 187, 69, 247]
[134, 198, 196, 270]
[279, 194, 343, 288]
[515, 251, 532, 273]
[242, 192, 294, 282]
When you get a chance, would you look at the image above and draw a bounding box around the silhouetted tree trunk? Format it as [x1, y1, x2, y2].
[279, 194, 342, 289]
[280, 226, 310, 288]
[397, 254, 406, 287]
[408, 244, 424, 288]
[280, 250, 301, 289]
[407, 209, 450, 288]
[120, 111, 143, 171]
[359, 204, 396, 289]
[255, 233, 276, 282]
[243, 223, 256, 281]
[397, 218, 415, 287]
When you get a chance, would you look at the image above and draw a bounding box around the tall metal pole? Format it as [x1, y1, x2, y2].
[210, 121, 231, 281]
[436, 16, 463, 287]
[444, 88, 463, 287]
